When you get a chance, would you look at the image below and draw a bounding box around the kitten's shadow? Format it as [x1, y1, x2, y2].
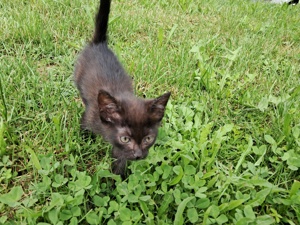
[80, 128, 98, 143]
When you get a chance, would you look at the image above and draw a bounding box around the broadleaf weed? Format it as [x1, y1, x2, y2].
[1, 0, 300, 224]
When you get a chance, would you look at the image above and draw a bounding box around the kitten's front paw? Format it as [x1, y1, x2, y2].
[112, 158, 127, 180]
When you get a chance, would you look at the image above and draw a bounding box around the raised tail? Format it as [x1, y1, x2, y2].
[93, 0, 111, 44]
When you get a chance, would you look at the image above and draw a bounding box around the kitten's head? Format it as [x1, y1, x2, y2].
[98, 90, 170, 161]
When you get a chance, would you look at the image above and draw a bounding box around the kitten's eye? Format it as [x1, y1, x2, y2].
[144, 135, 154, 143]
[120, 136, 130, 143]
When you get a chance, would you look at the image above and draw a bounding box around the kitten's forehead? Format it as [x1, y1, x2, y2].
[117, 126, 132, 135]
[121, 97, 150, 125]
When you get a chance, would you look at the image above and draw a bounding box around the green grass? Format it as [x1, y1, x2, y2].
[1, 0, 300, 224]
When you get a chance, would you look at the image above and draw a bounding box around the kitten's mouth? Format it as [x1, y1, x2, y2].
[128, 153, 147, 161]
[133, 156, 146, 160]
[111, 147, 149, 161]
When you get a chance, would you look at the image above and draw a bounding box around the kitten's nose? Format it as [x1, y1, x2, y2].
[134, 149, 143, 159]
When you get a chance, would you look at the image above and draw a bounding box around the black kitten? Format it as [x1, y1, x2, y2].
[288, 0, 299, 5]
[74, 0, 170, 179]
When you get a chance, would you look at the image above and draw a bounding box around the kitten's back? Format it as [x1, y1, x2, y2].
[74, 44, 133, 104]
[74, 0, 133, 104]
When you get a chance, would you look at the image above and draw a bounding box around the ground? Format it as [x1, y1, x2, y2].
[0, 0, 300, 224]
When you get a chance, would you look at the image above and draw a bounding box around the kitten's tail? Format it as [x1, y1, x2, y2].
[93, 0, 111, 44]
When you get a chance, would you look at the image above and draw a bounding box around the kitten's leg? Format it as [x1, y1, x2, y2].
[112, 158, 127, 180]
[111, 147, 128, 179]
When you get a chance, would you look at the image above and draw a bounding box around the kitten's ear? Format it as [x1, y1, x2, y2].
[98, 90, 121, 123]
[148, 92, 171, 122]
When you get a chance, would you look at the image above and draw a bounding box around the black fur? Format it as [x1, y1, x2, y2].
[288, 0, 298, 5]
[74, 0, 170, 179]
[93, 0, 111, 44]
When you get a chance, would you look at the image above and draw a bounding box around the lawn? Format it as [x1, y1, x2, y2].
[0, 0, 300, 224]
